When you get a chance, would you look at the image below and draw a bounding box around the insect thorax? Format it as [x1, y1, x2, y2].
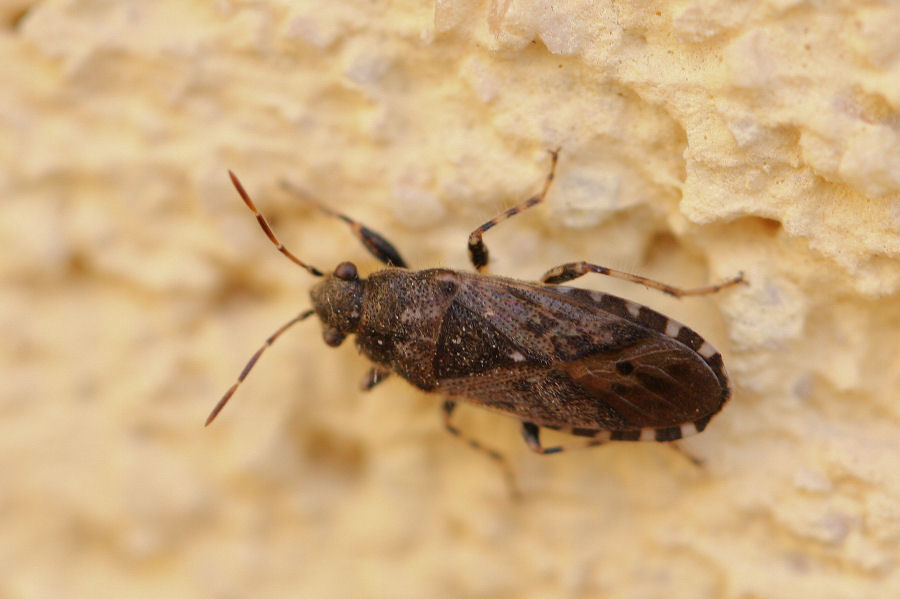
[350, 269, 461, 389]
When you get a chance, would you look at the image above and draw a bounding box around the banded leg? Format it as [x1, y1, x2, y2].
[524, 424, 703, 466]
[280, 180, 408, 268]
[468, 149, 560, 272]
[442, 400, 518, 497]
[521, 423, 608, 455]
[541, 262, 746, 298]
[360, 366, 392, 391]
[206, 309, 316, 425]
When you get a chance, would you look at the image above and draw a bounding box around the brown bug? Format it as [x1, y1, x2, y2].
[207, 150, 744, 464]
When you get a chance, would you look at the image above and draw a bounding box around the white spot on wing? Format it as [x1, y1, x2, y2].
[639, 428, 656, 442]
[665, 320, 681, 338]
[625, 301, 641, 318]
[680, 422, 699, 437]
[510, 350, 526, 362]
[698, 341, 717, 358]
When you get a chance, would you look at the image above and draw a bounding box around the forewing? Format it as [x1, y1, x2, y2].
[434, 276, 728, 431]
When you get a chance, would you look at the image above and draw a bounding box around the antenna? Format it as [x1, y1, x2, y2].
[229, 171, 324, 277]
[206, 309, 316, 425]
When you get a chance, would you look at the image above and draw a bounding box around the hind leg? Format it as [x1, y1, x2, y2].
[442, 400, 519, 497]
[542, 262, 745, 298]
[520, 423, 608, 455]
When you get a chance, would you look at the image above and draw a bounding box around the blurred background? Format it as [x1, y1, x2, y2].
[2, 1, 899, 597]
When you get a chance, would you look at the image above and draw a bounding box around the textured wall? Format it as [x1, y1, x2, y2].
[3, 1, 899, 597]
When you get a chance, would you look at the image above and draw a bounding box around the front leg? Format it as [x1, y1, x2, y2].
[280, 180, 409, 268]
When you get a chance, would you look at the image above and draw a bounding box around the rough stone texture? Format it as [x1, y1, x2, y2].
[2, 1, 899, 597]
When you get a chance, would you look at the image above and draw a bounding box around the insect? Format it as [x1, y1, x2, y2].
[207, 150, 744, 466]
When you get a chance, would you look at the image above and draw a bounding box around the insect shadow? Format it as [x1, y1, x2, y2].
[208, 150, 745, 493]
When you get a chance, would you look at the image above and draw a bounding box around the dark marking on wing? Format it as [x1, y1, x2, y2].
[615, 360, 634, 375]
[611, 430, 641, 441]
[434, 302, 528, 379]
[598, 294, 631, 319]
[693, 414, 713, 432]
[676, 326, 704, 352]
[654, 426, 683, 442]
[637, 306, 668, 333]
[706, 352, 727, 393]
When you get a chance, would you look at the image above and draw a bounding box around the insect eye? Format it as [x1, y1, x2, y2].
[323, 329, 346, 347]
[334, 261, 358, 281]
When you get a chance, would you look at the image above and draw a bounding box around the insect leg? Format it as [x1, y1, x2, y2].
[467, 149, 560, 272]
[520, 422, 607, 455]
[206, 309, 317, 426]
[280, 180, 408, 268]
[668, 443, 704, 467]
[442, 400, 519, 497]
[541, 262, 746, 298]
[359, 366, 392, 391]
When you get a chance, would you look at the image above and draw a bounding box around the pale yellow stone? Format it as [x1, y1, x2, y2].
[3, 1, 899, 597]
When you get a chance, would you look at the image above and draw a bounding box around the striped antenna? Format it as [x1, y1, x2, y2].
[228, 171, 324, 277]
[206, 309, 316, 425]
